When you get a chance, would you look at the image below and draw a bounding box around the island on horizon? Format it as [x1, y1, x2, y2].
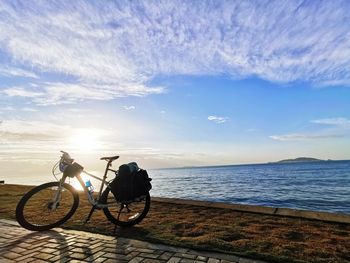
[275, 157, 332, 164]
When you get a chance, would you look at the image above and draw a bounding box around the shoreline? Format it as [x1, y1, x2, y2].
[1, 183, 350, 262]
[3, 183, 349, 224]
[153, 197, 350, 224]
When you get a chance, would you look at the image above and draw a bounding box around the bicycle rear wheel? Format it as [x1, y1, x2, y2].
[16, 182, 79, 231]
[101, 187, 150, 227]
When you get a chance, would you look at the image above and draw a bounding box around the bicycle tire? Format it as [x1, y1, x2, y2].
[16, 182, 79, 231]
[101, 187, 150, 227]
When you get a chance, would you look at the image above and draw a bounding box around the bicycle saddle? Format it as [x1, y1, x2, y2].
[100, 155, 120, 161]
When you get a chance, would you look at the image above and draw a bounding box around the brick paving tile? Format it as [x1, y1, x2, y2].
[90, 242, 104, 250]
[72, 242, 90, 247]
[71, 247, 94, 255]
[21, 247, 44, 256]
[34, 252, 56, 260]
[180, 259, 196, 263]
[13, 251, 40, 261]
[52, 256, 71, 263]
[143, 259, 167, 263]
[90, 246, 105, 254]
[91, 251, 106, 259]
[103, 252, 127, 260]
[70, 252, 89, 260]
[133, 248, 156, 253]
[43, 242, 60, 248]
[167, 257, 182, 263]
[16, 258, 34, 263]
[2, 251, 21, 260]
[9, 246, 26, 254]
[0, 258, 15, 263]
[159, 251, 175, 260]
[40, 247, 57, 254]
[103, 243, 118, 249]
[48, 254, 63, 262]
[139, 252, 160, 259]
[174, 253, 197, 260]
[104, 259, 127, 263]
[93, 257, 108, 263]
[0, 219, 268, 263]
[34, 253, 55, 260]
[126, 251, 141, 260]
[32, 259, 48, 263]
[129, 256, 144, 263]
[69, 260, 90, 263]
[103, 247, 128, 254]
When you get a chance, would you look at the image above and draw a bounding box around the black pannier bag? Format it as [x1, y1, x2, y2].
[110, 163, 152, 203]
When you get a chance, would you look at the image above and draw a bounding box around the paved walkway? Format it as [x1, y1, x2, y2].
[0, 219, 267, 263]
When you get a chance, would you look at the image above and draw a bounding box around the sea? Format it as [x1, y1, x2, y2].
[150, 160, 350, 215]
[4, 160, 350, 214]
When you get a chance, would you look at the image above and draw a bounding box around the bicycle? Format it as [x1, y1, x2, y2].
[15, 151, 151, 231]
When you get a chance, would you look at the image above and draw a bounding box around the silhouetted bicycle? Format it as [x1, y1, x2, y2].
[16, 151, 150, 231]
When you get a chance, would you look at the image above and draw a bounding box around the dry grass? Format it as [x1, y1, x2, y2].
[1, 184, 349, 263]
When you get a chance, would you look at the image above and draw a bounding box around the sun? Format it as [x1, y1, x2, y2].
[68, 129, 102, 152]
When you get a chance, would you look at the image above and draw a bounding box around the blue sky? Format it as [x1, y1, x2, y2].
[1, 0, 350, 178]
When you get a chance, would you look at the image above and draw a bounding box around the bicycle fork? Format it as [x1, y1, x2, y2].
[50, 178, 66, 210]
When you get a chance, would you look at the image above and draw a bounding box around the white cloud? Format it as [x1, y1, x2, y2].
[311, 117, 350, 127]
[271, 117, 350, 141]
[208, 115, 229, 124]
[1, 1, 350, 104]
[0, 106, 15, 111]
[22, 107, 38, 112]
[122, 105, 136, 110]
[3, 87, 44, 98]
[0, 66, 39, 79]
[0, 119, 69, 142]
[269, 133, 343, 141]
[2, 82, 164, 105]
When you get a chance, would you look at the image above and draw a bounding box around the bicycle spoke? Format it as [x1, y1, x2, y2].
[17, 182, 78, 230]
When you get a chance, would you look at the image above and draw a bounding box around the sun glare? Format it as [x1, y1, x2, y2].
[68, 129, 102, 152]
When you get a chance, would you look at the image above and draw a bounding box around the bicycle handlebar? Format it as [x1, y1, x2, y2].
[60, 151, 73, 163]
[59, 151, 74, 172]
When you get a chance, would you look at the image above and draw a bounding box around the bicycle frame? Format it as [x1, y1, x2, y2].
[16, 152, 151, 230]
[57, 160, 118, 209]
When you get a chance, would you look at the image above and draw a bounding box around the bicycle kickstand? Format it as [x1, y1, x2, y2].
[84, 206, 96, 224]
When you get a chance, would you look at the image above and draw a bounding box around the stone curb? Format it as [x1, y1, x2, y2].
[152, 197, 350, 224]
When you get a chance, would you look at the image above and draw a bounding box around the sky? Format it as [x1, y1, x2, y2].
[0, 0, 350, 182]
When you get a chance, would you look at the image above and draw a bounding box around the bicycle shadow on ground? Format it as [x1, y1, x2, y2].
[0, 229, 94, 263]
[112, 225, 150, 238]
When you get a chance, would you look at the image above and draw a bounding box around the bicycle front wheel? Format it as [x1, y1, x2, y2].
[16, 182, 79, 231]
[101, 187, 150, 227]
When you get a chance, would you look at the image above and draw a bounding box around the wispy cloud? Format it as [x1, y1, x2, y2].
[311, 117, 350, 127]
[0, 66, 39, 79]
[22, 107, 38, 112]
[269, 133, 343, 141]
[0, 1, 350, 104]
[123, 105, 136, 110]
[208, 115, 229, 124]
[3, 87, 44, 98]
[271, 116, 350, 141]
[0, 106, 15, 111]
[0, 119, 69, 142]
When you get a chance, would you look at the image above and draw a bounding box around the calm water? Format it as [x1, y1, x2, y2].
[150, 161, 350, 214]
